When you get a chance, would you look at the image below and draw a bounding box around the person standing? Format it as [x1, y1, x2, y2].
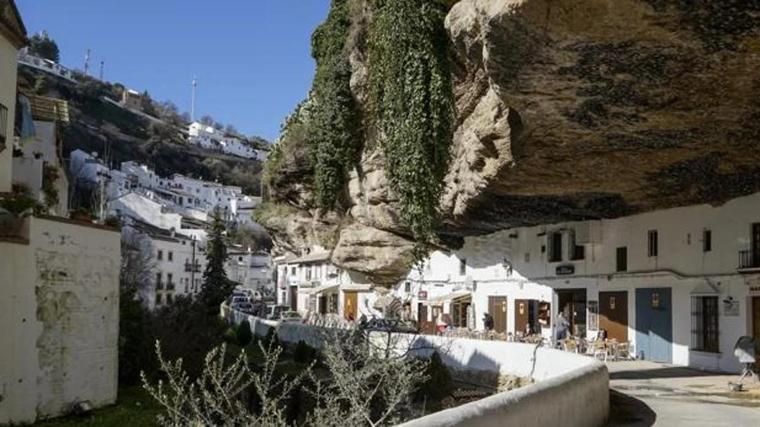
[556, 311, 570, 342]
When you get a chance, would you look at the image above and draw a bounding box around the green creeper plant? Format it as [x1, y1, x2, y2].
[369, 0, 455, 263]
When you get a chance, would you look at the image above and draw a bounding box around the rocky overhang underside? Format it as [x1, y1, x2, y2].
[261, 0, 760, 284]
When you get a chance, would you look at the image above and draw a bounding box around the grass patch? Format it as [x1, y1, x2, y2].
[34, 387, 160, 427]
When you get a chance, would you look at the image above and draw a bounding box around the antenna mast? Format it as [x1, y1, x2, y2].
[84, 49, 91, 75]
[191, 77, 198, 122]
[99, 60, 104, 81]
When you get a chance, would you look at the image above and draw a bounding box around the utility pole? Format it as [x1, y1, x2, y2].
[84, 49, 91, 75]
[191, 77, 197, 122]
[99, 60, 104, 81]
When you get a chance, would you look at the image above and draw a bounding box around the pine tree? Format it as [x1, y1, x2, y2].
[199, 210, 233, 314]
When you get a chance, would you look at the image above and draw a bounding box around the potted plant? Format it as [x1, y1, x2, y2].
[0, 184, 39, 239]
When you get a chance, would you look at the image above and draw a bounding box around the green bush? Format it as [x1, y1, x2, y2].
[416, 351, 452, 401]
[237, 320, 254, 347]
[293, 340, 317, 364]
[263, 327, 281, 349]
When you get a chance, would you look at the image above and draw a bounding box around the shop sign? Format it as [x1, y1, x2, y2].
[556, 265, 575, 275]
[418, 290, 428, 300]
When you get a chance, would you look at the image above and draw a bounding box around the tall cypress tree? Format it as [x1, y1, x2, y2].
[199, 209, 233, 314]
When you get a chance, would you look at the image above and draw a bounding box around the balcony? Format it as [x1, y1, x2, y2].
[166, 282, 175, 291]
[184, 262, 201, 273]
[738, 250, 760, 271]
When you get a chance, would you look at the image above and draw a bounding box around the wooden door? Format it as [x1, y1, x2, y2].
[515, 299, 529, 335]
[318, 295, 327, 315]
[489, 296, 508, 334]
[289, 286, 298, 311]
[599, 291, 628, 342]
[344, 291, 358, 321]
[753, 297, 760, 343]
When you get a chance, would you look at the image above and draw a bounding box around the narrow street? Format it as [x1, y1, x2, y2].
[607, 361, 760, 426]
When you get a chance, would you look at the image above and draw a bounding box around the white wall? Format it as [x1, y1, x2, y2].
[0, 217, 120, 424]
[0, 33, 19, 193]
[410, 192, 760, 372]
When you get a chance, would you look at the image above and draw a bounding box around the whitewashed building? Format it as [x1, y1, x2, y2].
[1, 6, 121, 422]
[187, 121, 266, 160]
[403, 192, 760, 372]
[123, 219, 205, 310]
[226, 248, 273, 293]
[274, 250, 382, 320]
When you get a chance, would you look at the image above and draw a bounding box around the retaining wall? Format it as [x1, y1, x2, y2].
[225, 312, 609, 427]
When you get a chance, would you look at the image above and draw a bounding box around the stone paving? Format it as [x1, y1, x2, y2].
[606, 360, 760, 426]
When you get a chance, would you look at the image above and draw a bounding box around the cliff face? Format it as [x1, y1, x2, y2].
[263, 0, 760, 284]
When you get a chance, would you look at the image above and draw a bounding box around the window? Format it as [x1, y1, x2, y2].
[155, 294, 163, 305]
[168, 251, 173, 262]
[691, 296, 719, 353]
[167, 273, 173, 284]
[703, 229, 712, 252]
[166, 294, 174, 304]
[648, 230, 658, 257]
[0, 103, 7, 150]
[306, 267, 312, 281]
[404, 282, 411, 293]
[291, 267, 296, 275]
[549, 232, 563, 262]
[157, 250, 163, 260]
[155, 272, 162, 288]
[459, 258, 467, 276]
[616, 247, 628, 272]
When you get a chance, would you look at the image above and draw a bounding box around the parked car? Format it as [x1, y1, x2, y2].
[279, 311, 303, 323]
[267, 305, 290, 320]
[235, 302, 255, 314]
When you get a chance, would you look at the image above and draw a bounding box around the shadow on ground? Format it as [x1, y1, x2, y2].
[606, 390, 657, 427]
[610, 367, 725, 381]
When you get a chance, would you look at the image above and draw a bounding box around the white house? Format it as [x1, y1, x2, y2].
[274, 250, 383, 321]
[403, 192, 760, 373]
[226, 248, 273, 293]
[187, 122, 264, 160]
[123, 219, 205, 310]
[1, 6, 121, 423]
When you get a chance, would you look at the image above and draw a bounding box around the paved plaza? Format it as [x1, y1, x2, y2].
[607, 361, 760, 426]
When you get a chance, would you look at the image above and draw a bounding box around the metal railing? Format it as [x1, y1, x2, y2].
[739, 250, 760, 270]
[184, 262, 201, 272]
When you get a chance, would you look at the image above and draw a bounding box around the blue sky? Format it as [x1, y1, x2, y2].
[16, 0, 331, 141]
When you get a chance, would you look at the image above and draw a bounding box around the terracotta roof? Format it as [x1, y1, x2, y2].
[0, 0, 27, 48]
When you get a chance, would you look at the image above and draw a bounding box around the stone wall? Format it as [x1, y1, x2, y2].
[0, 216, 120, 424]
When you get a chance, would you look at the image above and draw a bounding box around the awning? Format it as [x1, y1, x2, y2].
[690, 280, 720, 295]
[340, 284, 373, 292]
[310, 284, 339, 295]
[423, 291, 471, 306]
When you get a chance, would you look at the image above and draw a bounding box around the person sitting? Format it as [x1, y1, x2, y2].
[483, 313, 494, 331]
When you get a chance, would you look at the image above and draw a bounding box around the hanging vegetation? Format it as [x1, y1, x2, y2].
[368, 0, 455, 261]
[309, 0, 361, 210]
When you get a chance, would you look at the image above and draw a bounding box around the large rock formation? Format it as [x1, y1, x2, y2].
[264, 0, 760, 284]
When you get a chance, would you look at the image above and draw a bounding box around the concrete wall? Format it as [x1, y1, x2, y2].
[226, 312, 609, 427]
[0, 216, 120, 424]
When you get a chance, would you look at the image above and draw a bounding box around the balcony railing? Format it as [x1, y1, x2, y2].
[739, 250, 760, 270]
[185, 262, 201, 272]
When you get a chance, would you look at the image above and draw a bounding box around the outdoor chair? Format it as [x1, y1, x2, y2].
[592, 340, 608, 362]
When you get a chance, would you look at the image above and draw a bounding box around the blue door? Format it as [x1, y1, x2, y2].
[635, 288, 672, 363]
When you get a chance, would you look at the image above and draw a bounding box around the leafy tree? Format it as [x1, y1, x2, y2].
[224, 124, 239, 136]
[28, 31, 60, 62]
[199, 210, 234, 314]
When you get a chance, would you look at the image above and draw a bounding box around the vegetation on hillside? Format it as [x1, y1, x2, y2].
[19, 64, 267, 198]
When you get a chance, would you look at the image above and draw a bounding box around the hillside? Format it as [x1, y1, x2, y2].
[18, 65, 267, 196]
[259, 0, 760, 284]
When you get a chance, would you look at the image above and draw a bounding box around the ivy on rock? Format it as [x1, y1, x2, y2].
[369, 0, 455, 262]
